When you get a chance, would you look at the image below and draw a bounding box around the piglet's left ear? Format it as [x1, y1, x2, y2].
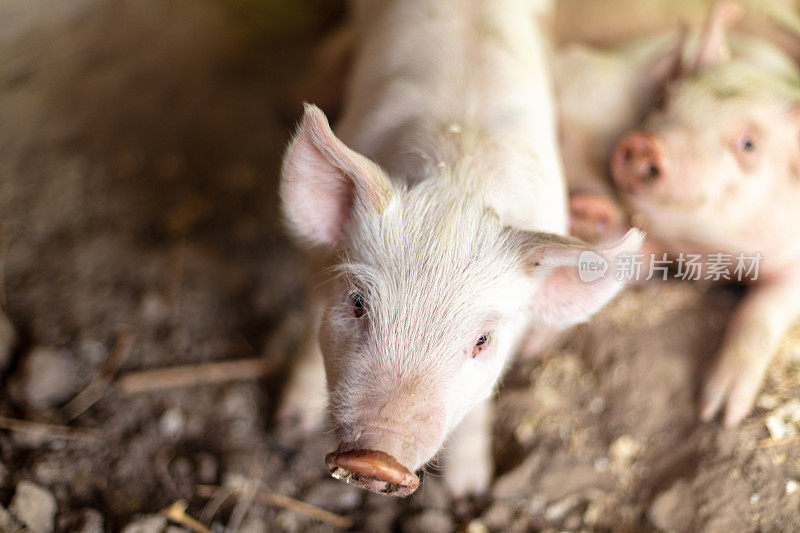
[520, 229, 644, 328]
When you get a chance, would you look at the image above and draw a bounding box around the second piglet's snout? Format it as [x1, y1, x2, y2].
[611, 131, 667, 193]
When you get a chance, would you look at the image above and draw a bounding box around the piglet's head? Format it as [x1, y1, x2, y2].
[281, 104, 642, 496]
[611, 1, 800, 244]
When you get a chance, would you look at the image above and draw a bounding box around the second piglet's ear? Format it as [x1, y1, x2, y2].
[280, 104, 393, 247]
[521, 229, 644, 328]
[693, 1, 743, 70]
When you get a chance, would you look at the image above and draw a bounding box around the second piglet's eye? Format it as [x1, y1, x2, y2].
[472, 333, 491, 358]
[731, 132, 761, 171]
[737, 136, 756, 152]
[349, 290, 366, 319]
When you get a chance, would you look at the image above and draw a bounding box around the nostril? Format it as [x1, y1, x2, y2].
[643, 163, 661, 183]
[612, 132, 666, 191]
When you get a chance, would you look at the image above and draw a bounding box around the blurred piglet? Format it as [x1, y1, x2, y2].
[277, 0, 641, 497]
[610, 2, 800, 426]
[554, 29, 685, 244]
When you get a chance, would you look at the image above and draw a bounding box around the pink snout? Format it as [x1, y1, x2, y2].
[325, 449, 419, 496]
[611, 132, 667, 194]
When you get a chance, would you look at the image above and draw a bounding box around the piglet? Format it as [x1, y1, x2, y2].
[277, 0, 641, 497]
[610, 1, 800, 426]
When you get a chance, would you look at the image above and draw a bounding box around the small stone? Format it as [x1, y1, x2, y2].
[765, 399, 800, 440]
[514, 419, 536, 444]
[274, 509, 301, 532]
[786, 480, 799, 495]
[159, 407, 185, 439]
[465, 519, 489, 533]
[648, 480, 694, 532]
[756, 394, 779, 410]
[528, 494, 547, 515]
[610, 435, 641, 466]
[750, 493, 760, 504]
[765, 414, 793, 440]
[594, 457, 610, 472]
[544, 494, 584, 523]
[121, 514, 167, 533]
[588, 396, 606, 414]
[402, 509, 454, 533]
[9, 480, 57, 533]
[140, 292, 172, 325]
[75, 509, 104, 533]
[9, 347, 82, 408]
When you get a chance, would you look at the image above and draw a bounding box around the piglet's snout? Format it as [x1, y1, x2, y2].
[326, 448, 419, 497]
[611, 132, 667, 193]
[326, 420, 438, 496]
[326, 400, 445, 496]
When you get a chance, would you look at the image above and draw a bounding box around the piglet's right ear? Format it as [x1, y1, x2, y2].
[693, 1, 743, 70]
[280, 104, 393, 247]
[521, 229, 644, 328]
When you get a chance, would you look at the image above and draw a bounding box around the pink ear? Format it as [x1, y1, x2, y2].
[280, 104, 392, 247]
[694, 1, 743, 70]
[524, 229, 644, 327]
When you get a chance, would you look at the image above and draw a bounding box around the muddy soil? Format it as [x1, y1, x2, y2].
[0, 1, 798, 531]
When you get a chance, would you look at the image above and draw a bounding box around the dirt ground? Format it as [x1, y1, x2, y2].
[1, 1, 799, 531]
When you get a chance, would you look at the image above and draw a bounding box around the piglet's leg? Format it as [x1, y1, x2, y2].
[443, 399, 494, 497]
[275, 315, 328, 435]
[569, 193, 627, 245]
[700, 274, 800, 427]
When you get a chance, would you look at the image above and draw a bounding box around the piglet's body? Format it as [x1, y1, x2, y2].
[278, 0, 640, 497]
[609, 2, 800, 426]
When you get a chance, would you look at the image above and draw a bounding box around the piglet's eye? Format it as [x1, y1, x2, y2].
[472, 333, 491, 358]
[349, 291, 366, 319]
[737, 136, 756, 152]
[731, 133, 760, 172]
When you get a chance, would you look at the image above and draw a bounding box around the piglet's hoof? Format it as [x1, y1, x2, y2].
[325, 449, 419, 497]
[569, 194, 625, 243]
